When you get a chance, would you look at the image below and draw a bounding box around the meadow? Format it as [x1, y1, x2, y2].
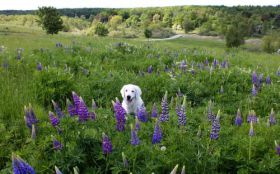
[0, 26, 280, 174]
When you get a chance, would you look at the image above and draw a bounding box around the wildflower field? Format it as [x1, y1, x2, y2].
[0, 28, 280, 173]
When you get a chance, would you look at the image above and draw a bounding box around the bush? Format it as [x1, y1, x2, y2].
[94, 22, 109, 36]
[183, 19, 195, 33]
[225, 24, 245, 48]
[262, 32, 280, 53]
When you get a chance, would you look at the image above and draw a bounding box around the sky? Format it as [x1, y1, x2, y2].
[0, 0, 279, 10]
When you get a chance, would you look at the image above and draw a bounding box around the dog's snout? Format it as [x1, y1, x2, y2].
[127, 95, 131, 100]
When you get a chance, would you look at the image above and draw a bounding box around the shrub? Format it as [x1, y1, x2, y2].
[225, 24, 245, 48]
[94, 22, 109, 36]
[262, 32, 280, 53]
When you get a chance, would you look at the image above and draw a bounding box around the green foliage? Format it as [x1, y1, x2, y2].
[36, 6, 64, 34]
[225, 24, 245, 48]
[94, 22, 109, 36]
[183, 18, 195, 33]
[144, 28, 152, 39]
[262, 32, 280, 53]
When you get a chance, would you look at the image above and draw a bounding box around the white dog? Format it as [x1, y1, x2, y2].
[120, 84, 144, 115]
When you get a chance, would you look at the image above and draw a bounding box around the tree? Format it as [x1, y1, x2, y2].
[109, 15, 122, 30]
[94, 22, 109, 36]
[225, 24, 244, 48]
[36, 6, 64, 34]
[144, 28, 152, 40]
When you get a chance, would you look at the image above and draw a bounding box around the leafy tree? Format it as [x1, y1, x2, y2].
[144, 28, 152, 40]
[225, 24, 245, 48]
[109, 15, 122, 30]
[94, 22, 109, 36]
[183, 18, 195, 33]
[36, 6, 64, 34]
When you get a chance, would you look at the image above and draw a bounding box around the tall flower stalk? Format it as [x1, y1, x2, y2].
[152, 120, 162, 144]
[12, 154, 35, 174]
[177, 96, 187, 126]
[235, 109, 242, 126]
[102, 133, 112, 154]
[159, 91, 169, 122]
[210, 110, 221, 140]
[113, 98, 126, 131]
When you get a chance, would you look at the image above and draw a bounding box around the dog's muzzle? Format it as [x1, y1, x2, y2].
[127, 95, 133, 102]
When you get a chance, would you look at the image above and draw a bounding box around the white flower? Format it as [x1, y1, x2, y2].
[160, 146, 166, 151]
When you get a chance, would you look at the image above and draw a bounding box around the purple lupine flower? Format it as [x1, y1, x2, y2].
[77, 97, 89, 122]
[137, 105, 148, 122]
[52, 100, 64, 118]
[122, 152, 129, 168]
[164, 65, 169, 72]
[17, 50, 21, 60]
[266, 75, 271, 85]
[49, 111, 60, 127]
[147, 65, 153, 73]
[212, 58, 218, 69]
[31, 124, 36, 140]
[179, 60, 187, 71]
[252, 71, 258, 84]
[177, 96, 187, 126]
[89, 112, 96, 120]
[55, 166, 63, 174]
[210, 110, 221, 140]
[152, 121, 162, 144]
[66, 99, 76, 116]
[259, 73, 263, 84]
[113, 98, 126, 131]
[205, 58, 209, 66]
[159, 91, 169, 122]
[92, 99, 97, 110]
[135, 117, 140, 131]
[221, 60, 227, 68]
[252, 85, 257, 96]
[72, 91, 80, 114]
[102, 133, 112, 154]
[249, 121, 254, 137]
[235, 109, 242, 126]
[151, 103, 158, 118]
[275, 141, 280, 156]
[52, 137, 63, 150]
[190, 67, 195, 75]
[269, 108, 276, 126]
[12, 154, 35, 174]
[37, 62, 42, 71]
[130, 125, 140, 146]
[24, 104, 38, 129]
[207, 100, 215, 122]
[247, 110, 258, 123]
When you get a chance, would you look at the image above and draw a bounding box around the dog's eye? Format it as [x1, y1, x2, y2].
[125, 90, 128, 92]
[132, 90, 134, 93]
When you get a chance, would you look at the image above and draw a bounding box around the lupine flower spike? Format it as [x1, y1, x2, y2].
[113, 98, 126, 131]
[24, 104, 38, 129]
[252, 84, 257, 96]
[170, 164, 179, 174]
[52, 136, 63, 150]
[247, 110, 258, 123]
[181, 165, 185, 174]
[137, 105, 148, 122]
[207, 100, 215, 122]
[12, 154, 35, 174]
[67, 99, 76, 116]
[130, 124, 140, 146]
[72, 91, 80, 114]
[77, 97, 89, 122]
[151, 103, 158, 118]
[275, 141, 280, 156]
[152, 120, 162, 144]
[269, 108, 276, 126]
[92, 99, 97, 110]
[135, 117, 140, 131]
[102, 133, 112, 154]
[55, 166, 63, 174]
[210, 110, 221, 140]
[266, 75, 271, 85]
[249, 121, 254, 137]
[52, 100, 64, 118]
[122, 152, 129, 168]
[177, 96, 187, 126]
[235, 109, 242, 126]
[159, 91, 169, 122]
[73, 167, 79, 174]
[49, 111, 60, 127]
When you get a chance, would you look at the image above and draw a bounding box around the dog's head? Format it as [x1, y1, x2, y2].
[120, 84, 142, 103]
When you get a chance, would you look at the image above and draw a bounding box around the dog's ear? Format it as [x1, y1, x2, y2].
[120, 85, 126, 98]
[134, 85, 142, 97]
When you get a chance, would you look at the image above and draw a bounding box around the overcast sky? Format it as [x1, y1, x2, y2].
[0, 0, 279, 10]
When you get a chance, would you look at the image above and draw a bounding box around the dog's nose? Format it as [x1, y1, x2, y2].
[127, 95, 131, 100]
